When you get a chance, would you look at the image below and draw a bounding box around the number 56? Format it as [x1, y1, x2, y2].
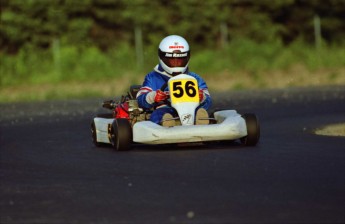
[172, 81, 197, 98]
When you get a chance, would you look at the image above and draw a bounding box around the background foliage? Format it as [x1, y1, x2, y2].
[0, 0, 344, 101]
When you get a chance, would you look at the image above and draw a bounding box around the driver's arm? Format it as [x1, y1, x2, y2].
[136, 74, 168, 109]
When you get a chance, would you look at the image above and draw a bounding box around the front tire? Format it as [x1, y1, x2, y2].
[241, 114, 260, 146]
[109, 119, 132, 151]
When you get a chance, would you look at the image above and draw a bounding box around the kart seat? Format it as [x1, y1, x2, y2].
[129, 85, 142, 99]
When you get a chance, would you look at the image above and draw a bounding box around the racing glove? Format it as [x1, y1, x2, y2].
[199, 89, 206, 103]
[155, 90, 168, 102]
[146, 90, 168, 104]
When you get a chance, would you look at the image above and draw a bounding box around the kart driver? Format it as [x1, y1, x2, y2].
[136, 35, 212, 127]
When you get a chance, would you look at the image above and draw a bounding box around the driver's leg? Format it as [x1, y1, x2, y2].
[150, 107, 176, 127]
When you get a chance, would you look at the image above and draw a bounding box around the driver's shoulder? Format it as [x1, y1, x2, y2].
[187, 71, 201, 78]
[147, 70, 170, 79]
[187, 72, 206, 83]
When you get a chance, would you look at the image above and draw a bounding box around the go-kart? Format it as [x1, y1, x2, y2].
[91, 74, 260, 150]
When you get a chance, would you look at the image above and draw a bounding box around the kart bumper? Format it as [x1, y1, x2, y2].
[93, 118, 113, 144]
[133, 110, 247, 144]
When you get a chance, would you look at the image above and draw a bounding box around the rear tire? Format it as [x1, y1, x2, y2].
[241, 114, 260, 146]
[110, 119, 132, 151]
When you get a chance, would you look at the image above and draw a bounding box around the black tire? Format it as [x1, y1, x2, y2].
[241, 114, 260, 146]
[109, 118, 132, 151]
[91, 120, 101, 147]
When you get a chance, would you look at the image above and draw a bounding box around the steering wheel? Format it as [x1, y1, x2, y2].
[160, 82, 168, 91]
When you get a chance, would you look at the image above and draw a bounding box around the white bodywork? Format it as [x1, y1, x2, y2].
[93, 118, 113, 144]
[169, 74, 200, 126]
[133, 110, 247, 144]
[93, 110, 247, 145]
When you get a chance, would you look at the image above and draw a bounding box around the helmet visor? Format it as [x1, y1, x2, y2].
[159, 49, 190, 68]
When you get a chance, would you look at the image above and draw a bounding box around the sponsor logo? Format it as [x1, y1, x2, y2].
[169, 45, 184, 49]
[182, 114, 192, 123]
[165, 52, 188, 57]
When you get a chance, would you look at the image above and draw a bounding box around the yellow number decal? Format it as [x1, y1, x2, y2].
[169, 79, 199, 104]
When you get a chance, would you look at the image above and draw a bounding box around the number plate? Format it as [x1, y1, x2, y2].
[169, 78, 199, 104]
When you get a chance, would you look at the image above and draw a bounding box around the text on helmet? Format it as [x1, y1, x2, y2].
[169, 46, 185, 49]
[165, 52, 188, 58]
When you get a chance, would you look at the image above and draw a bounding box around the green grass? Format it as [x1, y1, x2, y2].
[1, 39, 344, 102]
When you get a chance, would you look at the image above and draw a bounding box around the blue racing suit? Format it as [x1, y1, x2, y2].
[136, 64, 212, 124]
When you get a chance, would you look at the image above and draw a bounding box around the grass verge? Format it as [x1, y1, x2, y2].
[1, 65, 344, 103]
[1, 39, 344, 102]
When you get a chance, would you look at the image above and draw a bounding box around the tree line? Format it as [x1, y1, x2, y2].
[1, 0, 344, 54]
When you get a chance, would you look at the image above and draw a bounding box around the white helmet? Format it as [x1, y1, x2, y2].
[158, 35, 190, 75]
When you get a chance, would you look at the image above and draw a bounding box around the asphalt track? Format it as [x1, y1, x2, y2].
[1, 86, 344, 224]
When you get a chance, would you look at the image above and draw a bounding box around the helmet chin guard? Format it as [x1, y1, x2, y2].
[158, 35, 190, 75]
